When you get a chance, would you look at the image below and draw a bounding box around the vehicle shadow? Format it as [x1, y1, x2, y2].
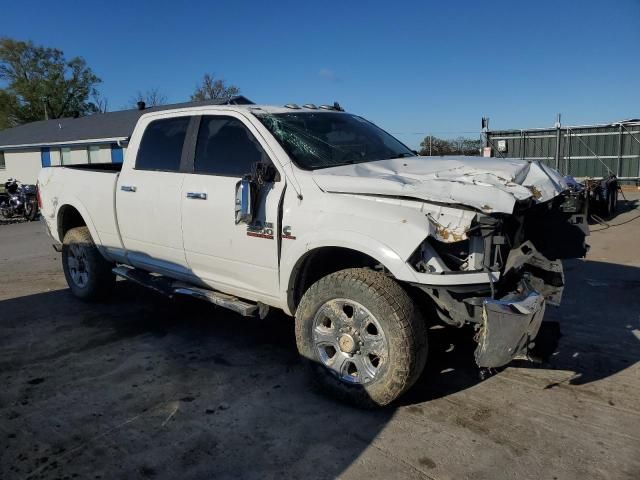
[0, 283, 394, 480]
[0, 259, 638, 479]
[0, 217, 29, 226]
[589, 194, 639, 225]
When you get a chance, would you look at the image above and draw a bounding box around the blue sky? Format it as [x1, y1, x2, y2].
[2, 0, 639, 147]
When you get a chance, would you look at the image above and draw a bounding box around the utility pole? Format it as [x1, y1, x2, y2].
[481, 117, 490, 157]
[617, 123, 623, 177]
[554, 113, 561, 171]
[481, 117, 489, 146]
[429, 135, 432, 156]
[42, 97, 49, 120]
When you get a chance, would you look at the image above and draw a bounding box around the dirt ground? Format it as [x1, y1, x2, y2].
[1, 194, 639, 480]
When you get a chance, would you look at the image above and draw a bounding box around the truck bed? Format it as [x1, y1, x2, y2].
[38, 165, 122, 254]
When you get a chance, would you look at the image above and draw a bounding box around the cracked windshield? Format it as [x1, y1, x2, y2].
[256, 111, 415, 170]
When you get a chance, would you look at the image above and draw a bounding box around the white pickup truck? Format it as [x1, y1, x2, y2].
[38, 103, 588, 407]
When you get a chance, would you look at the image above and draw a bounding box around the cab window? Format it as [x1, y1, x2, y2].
[194, 116, 269, 176]
[136, 117, 190, 171]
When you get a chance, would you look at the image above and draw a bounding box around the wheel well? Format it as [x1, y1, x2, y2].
[57, 205, 86, 240]
[288, 247, 382, 314]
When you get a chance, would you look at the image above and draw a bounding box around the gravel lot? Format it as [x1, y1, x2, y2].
[1, 195, 639, 480]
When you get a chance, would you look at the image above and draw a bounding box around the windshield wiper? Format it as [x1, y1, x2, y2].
[379, 152, 414, 160]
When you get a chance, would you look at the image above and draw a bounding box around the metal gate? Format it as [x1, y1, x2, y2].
[485, 119, 640, 180]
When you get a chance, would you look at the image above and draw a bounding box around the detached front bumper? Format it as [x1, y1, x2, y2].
[473, 241, 566, 368]
[474, 280, 546, 368]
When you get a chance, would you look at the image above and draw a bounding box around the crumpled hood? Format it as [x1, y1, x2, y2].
[312, 156, 568, 214]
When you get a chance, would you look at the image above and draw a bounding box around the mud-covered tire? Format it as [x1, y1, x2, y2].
[62, 227, 115, 301]
[295, 268, 428, 408]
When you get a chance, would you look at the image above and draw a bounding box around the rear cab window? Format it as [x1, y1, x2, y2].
[136, 117, 190, 171]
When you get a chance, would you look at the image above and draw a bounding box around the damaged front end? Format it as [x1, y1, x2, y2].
[473, 242, 563, 367]
[475, 277, 546, 368]
[411, 190, 587, 369]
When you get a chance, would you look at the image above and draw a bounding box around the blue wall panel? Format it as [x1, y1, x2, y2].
[40, 147, 51, 167]
[111, 144, 124, 163]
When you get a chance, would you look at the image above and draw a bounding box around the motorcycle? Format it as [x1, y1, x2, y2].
[0, 178, 39, 221]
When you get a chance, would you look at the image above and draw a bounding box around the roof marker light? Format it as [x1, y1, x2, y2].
[284, 103, 300, 109]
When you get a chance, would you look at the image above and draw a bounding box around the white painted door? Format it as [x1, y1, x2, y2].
[181, 114, 284, 301]
[117, 115, 192, 277]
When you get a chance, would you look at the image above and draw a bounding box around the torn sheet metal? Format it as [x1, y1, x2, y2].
[474, 285, 546, 368]
[522, 255, 564, 306]
[312, 156, 568, 214]
[503, 241, 565, 305]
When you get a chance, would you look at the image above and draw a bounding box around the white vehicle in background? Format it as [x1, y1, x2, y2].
[37, 102, 589, 407]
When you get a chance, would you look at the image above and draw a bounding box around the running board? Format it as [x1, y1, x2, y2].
[172, 282, 257, 317]
[113, 266, 174, 296]
[112, 266, 258, 317]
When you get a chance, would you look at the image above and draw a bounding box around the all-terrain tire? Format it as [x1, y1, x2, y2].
[62, 226, 115, 301]
[295, 268, 428, 408]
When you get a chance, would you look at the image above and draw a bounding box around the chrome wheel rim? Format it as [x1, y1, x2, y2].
[312, 298, 388, 385]
[67, 244, 89, 288]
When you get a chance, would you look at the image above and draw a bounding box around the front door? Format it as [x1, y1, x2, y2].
[116, 115, 192, 277]
[180, 114, 284, 301]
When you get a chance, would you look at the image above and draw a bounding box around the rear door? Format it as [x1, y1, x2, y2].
[116, 114, 195, 277]
[180, 113, 284, 301]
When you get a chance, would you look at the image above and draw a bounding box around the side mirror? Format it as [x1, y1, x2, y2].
[235, 176, 255, 224]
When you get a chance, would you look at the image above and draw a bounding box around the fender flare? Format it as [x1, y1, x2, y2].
[55, 196, 103, 247]
[279, 229, 420, 314]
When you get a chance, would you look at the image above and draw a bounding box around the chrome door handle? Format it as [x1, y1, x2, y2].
[120, 185, 137, 192]
[186, 192, 207, 200]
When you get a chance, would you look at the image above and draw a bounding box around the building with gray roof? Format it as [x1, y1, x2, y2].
[0, 96, 253, 183]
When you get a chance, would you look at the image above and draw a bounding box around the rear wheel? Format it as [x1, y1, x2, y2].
[295, 268, 427, 407]
[62, 227, 115, 300]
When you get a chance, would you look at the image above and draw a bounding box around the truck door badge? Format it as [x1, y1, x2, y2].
[282, 226, 296, 240]
[246, 221, 274, 239]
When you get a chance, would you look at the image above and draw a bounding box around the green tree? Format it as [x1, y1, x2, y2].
[419, 136, 455, 156]
[0, 38, 102, 127]
[460, 137, 482, 156]
[191, 73, 240, 101]
[418, 136, 482, 156]
[0, 89, 18, 129]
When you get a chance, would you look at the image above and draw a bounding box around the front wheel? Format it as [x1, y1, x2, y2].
[62, 227, 115, 301]
[295, 268, 427, 407]
[24, 201, 38, 221]
[0, 207, 12, 219]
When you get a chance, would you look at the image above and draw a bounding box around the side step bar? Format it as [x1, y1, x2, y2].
[112, 266, 258, 317]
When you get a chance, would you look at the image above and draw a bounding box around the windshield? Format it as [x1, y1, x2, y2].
[255, 112, 415, 170]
